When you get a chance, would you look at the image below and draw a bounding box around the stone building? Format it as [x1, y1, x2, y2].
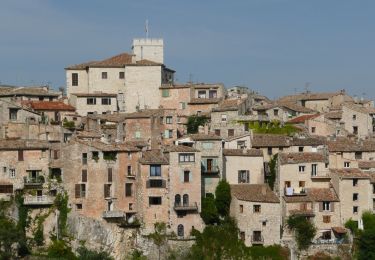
[65, 39, 175, 114]
[252, 102, 315, 122]
[22, 101, 76, 123]
[230, 184, 280, 246]
[69, 93, 117, 116]
[0, 85, 61, 102]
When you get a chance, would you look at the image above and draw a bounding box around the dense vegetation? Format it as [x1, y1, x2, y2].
[186, 115, 209, 134]
[240, 121, 300, 135]
[267, 154, 278, 190]
[287, 215, 316, 251]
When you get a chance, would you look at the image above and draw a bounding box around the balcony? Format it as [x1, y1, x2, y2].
[201, 165, 220, 175]
[23, 176, 45, 187]
[284, 187, 306, 196]
[24, 195, 54, 205]
[126, 172, 136, 179]
[174, 202, 198, 212]
[251, 235, 264, 245]
[102, 210, 126, 219]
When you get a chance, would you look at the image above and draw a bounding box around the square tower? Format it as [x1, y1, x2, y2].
[132, 38, 164, 64]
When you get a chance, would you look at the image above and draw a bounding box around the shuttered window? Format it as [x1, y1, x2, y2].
[104, 184, 111, 198]
[108, 168, 113, 182]
[18, 150, 24, 161]
[81, 170, 87, 182]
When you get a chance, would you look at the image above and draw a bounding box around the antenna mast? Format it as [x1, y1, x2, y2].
[145, 19, 149, 39]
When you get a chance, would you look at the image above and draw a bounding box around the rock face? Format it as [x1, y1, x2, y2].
[67, 213, 138, 259]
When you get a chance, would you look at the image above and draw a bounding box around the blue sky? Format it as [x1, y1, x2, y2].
[0, 0, 374, 99]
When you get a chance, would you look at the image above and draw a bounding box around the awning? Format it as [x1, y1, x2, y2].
[332, 227, 347, 234]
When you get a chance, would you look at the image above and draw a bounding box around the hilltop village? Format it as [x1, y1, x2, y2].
[1, 38, 375, 259]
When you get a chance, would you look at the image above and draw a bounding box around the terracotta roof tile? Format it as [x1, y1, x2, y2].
[358, 161, 375, 169]
[288, 114, 320, 124]
[0, 139, 50, 150]
[231, 184, 279, 203]
[70, 93, 117, 97]
[328, 138, 375, 152]
[76, 139, 140, 152]
[188, 98, 221, 104]
[278, 91, 345, 102]
[252, 134, 291, 147]
[284, 188, 339, 202]
[189, 134, 222, 141]
[279, 152, 326, 165]
[25, 101, 75, 111]
[0, 85, 60, 97]
[329, 168, 370, 179]
[164, 145, 199, 153]
[292, 136, 326, 146]
[223, 149, 263, 157]
[139, 150, 169, 165]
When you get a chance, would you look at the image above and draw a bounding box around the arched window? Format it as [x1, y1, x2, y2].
[175, 194, 181, 206]
[177, 224, 184, 237]
[183, 194, 189, 206]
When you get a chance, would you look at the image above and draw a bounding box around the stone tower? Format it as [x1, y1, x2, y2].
[132, 38, 164, 64]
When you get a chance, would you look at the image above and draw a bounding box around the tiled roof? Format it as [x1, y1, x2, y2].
[231, 184, 279, 203]
[76, 130, 102, 139]
[329, 168, 370, 179]
[164, 145, 199, 153]
[332, 227, 347, 234]
[87, 113, 127, 123]
[252, 134, 291, 147]
[0, 139, 50, 150]
[124, 109, 163, 119]
[358, 161, 375, 169]
[278, 91, 344, 102]
[343, 103, 375, 114]
[0, 85, 60, 97]
[324, 111, 342, 120]
[70, 93, 117, 97]
[284, 188, 339, 202]
[223, 149, 263, 157]
[288, 114, 320, 124]
[189, 134, 222, 141]
[328, 138, 375, 152]
[212, 99, 244, 112]
[77, 139, 140, 152]
[188, 98, 221, 104]
[25, 101, 75, 111]
[292, 136, 326, 146]
[225, 133, 251, 142]
[279, 152, 325, 165]
[289, 209, 315, 216]
[139, 150, 169, 165]
[278, 102, 315, 113]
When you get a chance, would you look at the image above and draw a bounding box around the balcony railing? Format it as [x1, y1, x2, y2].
[201, 165, 220, 174]
[174, 202, 198, 211]
[251, 235, 264, 244]
[102, 210, 126, 219]
[24, 176, 45, 186]
[284, 187, 306, 196]
[24, 195, 54, 205]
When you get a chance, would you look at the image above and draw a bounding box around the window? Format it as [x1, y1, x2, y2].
[166, 116, 173, 124]
[179, 102, 186, 109]
[240, 231, 245, 241]
[177, 224, 184, 237]
[76, 204, 82, 210]
[311, 164, 317, 176]
[18, 150, 24, 161]
[104, 184, 111, 198]
[87, 98, 96, 105]
[298, 165, 306, 173]
[311, 127, 316, 133]
[3, 167, 6, 173]
[353, 193, 359, 201]
[202, 142, 213, 149]
[214, 129, 221, 136]
[355, 152, 362, 160]
[323, 216, 331, 223]
[9, 108, 18, 121]
[149, 196, 162, 205]
[179, 153, 195, 162]
[238, 170, 250, 183]
[353, 114, 357, 120]
[262, 221, 267, 226]
[9, 169, 16, 178]
[322, 201, 331, 211]
[0, 185, 13, 194]
[239, 204, 243, 213]
[129, 203, 134, 211]
[107, 168, 113, 182]
[267, 147, 272, 155]
[81, 170, 87, 182]
[127, 165, 132, 176]
[72, 73, 79, 86]
[299, 181, 305, 187]
[273, 109, 279, 116]
[183, 194, 189, 206]
[119, 72, 125, 79]
[135, 131, 141, 139]
[75, 184, 86, 198]
[92, 151, 99, 161]
[82, 153, 87, 165]
[198, 90, 206, 98]
[353, 206, 359, 214]
[101, 98, 111, 105]
[253, 205, 261, 213]
[237, 141, 246, 149]
[353, 126, 358, 135]
[184, 171, 190, 182]
[148, 179, 164, 188]
[175, 194, 181, 206]
[150, 165, 161, 177]
[353, 179, 358, 187]
[344, 162, 350, 168]
[162, 89, 170, 97]
[209, 90, 217, 98]
[228, 129, 234, 137]
[299, 146, 304, 152]
[102, 72, 107, 79]
[221, 114, 227, 122]
[125, 183, 133, 197]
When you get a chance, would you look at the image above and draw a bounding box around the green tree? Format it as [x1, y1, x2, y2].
[287, 215, 316, 251]
[186, 115, 208, 134]
[357, 211, 375, 260]
[215, 180, 231, 217]
[267, 154, 278, 190]
[200, 196, 219, 225]
[47, 239, 76, 259]
[0, 215, 22, 259]
[77, 246, 113, 260]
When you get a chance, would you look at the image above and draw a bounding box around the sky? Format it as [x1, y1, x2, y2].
[0, 0, 374, 100]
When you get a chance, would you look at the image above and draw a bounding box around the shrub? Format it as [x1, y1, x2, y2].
[287, 215, 316, 251]
[200, 196, 219, 225]
[215, 180, 231, 217]
[186, 115, 208, 134]
[76, 246, 113, 260]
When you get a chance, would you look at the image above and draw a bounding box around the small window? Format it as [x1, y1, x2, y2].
[298, 146, 304, 152]
[82, 153, 88, 165]
[239, 204, 243, 213]
[135, 131, 141, 139]
[184, 171, 190, 183]
[72, 73, 79, 86]
[162, 89, 170, 97]
[9, 169, 16, 178]
[179, 153, 195, 163]
[76, 204, 82, 210]
[18, 150, 24, 161]
[253, 205, 261, 213]
[355, 152, 362, 160]
[298, 165, 306, 173]
[237, 141, 246, 149]
[101, 98, 111, 105]
[119, 72, 125, 79]
[221, 114, 227, 122]
[262, 221, 267, 226]
[166, 116, 173, 124]
[323, 216, 331, 223]
[273, 109, 279, 116]
[127, 165, 132, 176]
[149, 179, 163, 188]
[125, 183, 133, 197]
[92, 151, 99, 161]
[344, 162, 350, 168]
[9, 108, 18, 121]
[267, 147, 272, 155]
[107, 168, 113, 182]
[240, 231, 245, 241]
[177, 224, 184, 237]
[299, 181, 305, 187]
[353, 193, 359, 201]
[198, 90, 206, 98]
[353, 206, 359, 214]
[149, 196, 162, 205]
[228, 129, 234, 137]
[311, 127, 316, 133]
[179, 102, 186, 109]
[102, 72, 108, 79]
[3, 167, 6, 173]
[209, 90, 217, 98]
[353, 114, 357, 120]
[353, 179, 358, 187]
[87, 98, 96, 105]
[81, 170, 87, 182]
[323, 201, 331, 211]
[238, 170, 250, 183]
[214, 129, 221, 136]
[353, 126, 358, 135]
[150, 165, 161, 177]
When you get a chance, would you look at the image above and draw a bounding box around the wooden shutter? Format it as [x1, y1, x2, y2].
[75, 184, 80, 198]
[162, 180, 166, 188]
[319, 202, 323, 212]
[18, 150, 24, 161]
[108, 168, 113, 182]
[146, 180, 150, 188]
[54, 150, 59, 159]
[331, 202, 335, 212]
[246, 171, 250, 183]
[238, 171, 241, 183]
[81, 170, 87, 182]
[104, 184, 110, 198]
